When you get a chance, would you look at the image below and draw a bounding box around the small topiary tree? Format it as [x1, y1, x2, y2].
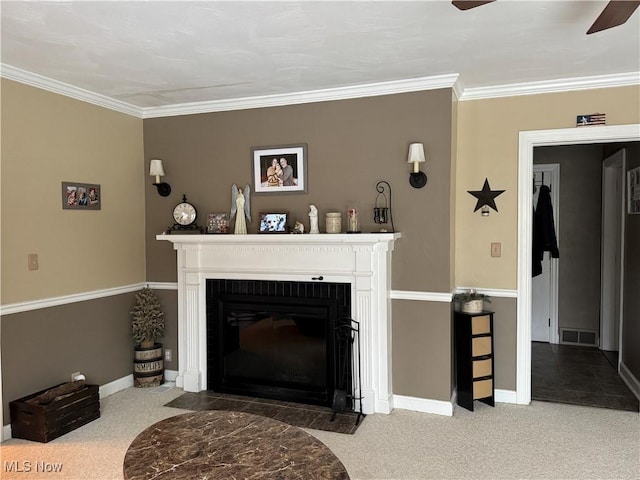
[131, 287, 165, 348]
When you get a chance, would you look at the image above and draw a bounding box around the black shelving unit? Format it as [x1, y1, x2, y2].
[454, 310, 495, 411]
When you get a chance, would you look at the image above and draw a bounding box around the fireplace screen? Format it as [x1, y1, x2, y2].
[207, 280, 351, 407]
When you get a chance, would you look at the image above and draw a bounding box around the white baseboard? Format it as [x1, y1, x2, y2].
[620, 361, 640, 400]
[164, 369, 178, 382]
[392, 389, 516, 417]
[392, 394, 454, 417]
[495, 389, 517, 404]
[99, 374, 133, 399]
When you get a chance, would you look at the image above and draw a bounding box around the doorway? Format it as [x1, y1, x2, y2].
[528, 147, 637, 410]
[516, 124, 640, 406]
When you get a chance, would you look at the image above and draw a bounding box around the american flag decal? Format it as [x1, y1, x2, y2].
[577, 113, 606, 127]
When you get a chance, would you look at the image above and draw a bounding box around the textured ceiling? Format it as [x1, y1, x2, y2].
[1, 1, 639, 109]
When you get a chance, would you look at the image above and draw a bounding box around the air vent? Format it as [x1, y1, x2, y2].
[560, 328, 597, 346]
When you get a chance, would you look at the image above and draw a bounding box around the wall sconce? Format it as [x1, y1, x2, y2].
[407, 143, 427, 188]
[149, 159, 171, 197]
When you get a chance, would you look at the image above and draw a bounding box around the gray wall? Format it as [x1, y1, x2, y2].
[604, 142, 640, 379]
[622, 145, 640, 378]
[144, 91, 454, 292]
[534, 144, 604, 334]
[143, 90, 460, 401]
[1, 294, 136, 424]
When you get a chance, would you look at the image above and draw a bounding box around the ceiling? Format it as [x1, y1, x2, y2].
[1, 1, 639, 114]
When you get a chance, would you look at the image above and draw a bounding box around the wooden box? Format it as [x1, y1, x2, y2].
[10, 384, 100, 443]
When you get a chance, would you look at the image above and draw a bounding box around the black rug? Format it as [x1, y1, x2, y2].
[165, 391, 364, 434]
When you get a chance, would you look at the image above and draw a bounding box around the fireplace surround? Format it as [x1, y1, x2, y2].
[158, 233, 400, 414]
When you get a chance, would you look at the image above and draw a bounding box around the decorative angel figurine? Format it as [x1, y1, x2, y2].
[230, 184, 251, 234]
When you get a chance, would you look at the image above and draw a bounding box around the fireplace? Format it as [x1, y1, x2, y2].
[207, 279, 351, 407]
[158, 233, 400, 414]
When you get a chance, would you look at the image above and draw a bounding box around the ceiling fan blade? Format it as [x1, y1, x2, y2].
[452, 1, 496, 11]
[587, 0, 640, 34]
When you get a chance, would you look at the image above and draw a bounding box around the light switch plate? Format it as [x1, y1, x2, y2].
[491, 243, 501, 257]
[28, 253, 39, 270]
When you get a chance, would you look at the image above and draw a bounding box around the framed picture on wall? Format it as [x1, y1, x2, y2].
[251, 144, 307, 194]
[62, 182, 101, 210]
[628, 166, 640, 214]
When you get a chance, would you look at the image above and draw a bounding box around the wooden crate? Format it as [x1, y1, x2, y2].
[10, 384, 100, 443]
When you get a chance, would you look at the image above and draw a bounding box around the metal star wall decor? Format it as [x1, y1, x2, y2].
[468, 178, 505, 212]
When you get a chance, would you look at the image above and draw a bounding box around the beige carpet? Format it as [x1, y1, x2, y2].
[1, 385, 638, 480]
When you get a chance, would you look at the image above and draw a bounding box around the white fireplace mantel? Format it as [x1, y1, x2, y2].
[157, 233, 400, 414]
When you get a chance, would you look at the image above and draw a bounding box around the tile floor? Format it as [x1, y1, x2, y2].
[531, 342, 639, 412]
[165, 390, 365, 434]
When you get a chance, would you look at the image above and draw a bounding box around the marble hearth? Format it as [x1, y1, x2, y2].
[158, 233, 400, 414]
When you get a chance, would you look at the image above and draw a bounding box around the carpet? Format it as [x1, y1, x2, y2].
[123, 410, 349, 480]
[165, 391, 364, 434]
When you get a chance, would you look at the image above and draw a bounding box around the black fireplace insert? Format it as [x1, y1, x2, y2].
[206, 280, 352, 407]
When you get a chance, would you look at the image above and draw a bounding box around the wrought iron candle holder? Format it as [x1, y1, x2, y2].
[373, 180, 395, 233]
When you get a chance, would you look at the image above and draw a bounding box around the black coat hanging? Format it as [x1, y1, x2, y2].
[533, 185, 559, 277]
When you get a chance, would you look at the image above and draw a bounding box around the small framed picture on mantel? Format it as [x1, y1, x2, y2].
[259, 212, 288, 233]
[207, 213, 230, 234]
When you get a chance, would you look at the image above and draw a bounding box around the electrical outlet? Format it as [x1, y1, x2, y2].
[71, 371, 81, 382]
[491, 242, 502, 257]
[164, 349, 172, 362]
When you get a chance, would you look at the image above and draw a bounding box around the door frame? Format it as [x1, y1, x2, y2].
[532, 163, 560, 345]
[600, 149, 626, 355]
[516, 124, 639, 405]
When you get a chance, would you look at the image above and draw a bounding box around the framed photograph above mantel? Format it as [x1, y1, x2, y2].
[252, 144, 307, 194]
[62, 181, 101, 210]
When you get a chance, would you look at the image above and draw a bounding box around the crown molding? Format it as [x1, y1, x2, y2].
[452, 76, 465, 101]
[3, 63, 637, 116]
[0, 64, 143, 117]
[141, 74, 460, 118]
[459, 71, 640, 101]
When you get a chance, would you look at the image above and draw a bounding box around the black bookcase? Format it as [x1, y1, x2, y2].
[454, 310, 495, 411]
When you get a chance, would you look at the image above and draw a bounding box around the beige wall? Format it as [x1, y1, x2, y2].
[2, 79, 638, 421]
[1, 80, 147, 424]
[456, 85, 640, 289]
[1, 79, 146, 303]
